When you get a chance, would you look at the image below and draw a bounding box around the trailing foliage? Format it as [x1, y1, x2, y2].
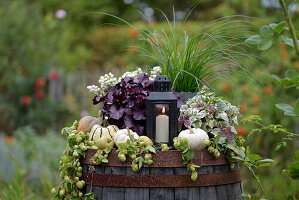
[241, 115, 298, 151]
[116, 135, 156, 171]
[52, 121, 95, 200]
[173, 137, 200, 181]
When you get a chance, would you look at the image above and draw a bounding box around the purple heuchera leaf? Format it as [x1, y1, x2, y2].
[172, 89, 183, 108]
[124, 114, 134, 128]
[178, 115, 184, 127]
[93, 96, 100, 105]
[133, 108, 146, 120]
[109, 105, 124, 120]
[219, 126, 234, 141]
[184, 119, 192, 128]
[137, 72, 150, 87]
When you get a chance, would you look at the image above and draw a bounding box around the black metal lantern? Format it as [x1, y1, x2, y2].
[146, 75, 178, 147]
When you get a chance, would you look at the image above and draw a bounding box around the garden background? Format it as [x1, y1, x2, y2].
[0, 0, 298, 199]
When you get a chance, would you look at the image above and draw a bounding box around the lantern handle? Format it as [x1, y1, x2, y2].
[172, 69, 202, 91]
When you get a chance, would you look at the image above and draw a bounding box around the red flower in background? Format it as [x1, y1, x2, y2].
[126, 46, 139, 54]
[118, 59, 126, 67]
[222, 83, 231, 93]
[279, 42, 287, 50]
[49, 70, 59, 80]
[251, 93, 260, 104]
[129, 28, 138, 38]
[240, 102, 247, 113]
[237, 126, 247, 137]
[34, 77, 46, 89]
[262, 86, 273, 96]
[21, 96, 32, 107]
[6, 136, 14, 145]
[34, 90, 44, 100]
[280, 51, 288, 60]
[243, 84, 249, 95]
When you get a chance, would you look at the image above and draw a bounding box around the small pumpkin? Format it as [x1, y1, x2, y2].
[77, 111, 103, 132]
[137, 136, 153, 146]
[96, 136, 114, 149]
[114, 127, 139, 147]
[89, 117, 119, 143]
[178, 127, 209, 150]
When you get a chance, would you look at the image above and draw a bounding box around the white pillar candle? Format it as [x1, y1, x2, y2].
[155, 107, 169, 143]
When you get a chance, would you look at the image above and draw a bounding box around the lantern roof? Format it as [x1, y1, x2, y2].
[153, 75, 172, 92]
[146, 91, 177, 101]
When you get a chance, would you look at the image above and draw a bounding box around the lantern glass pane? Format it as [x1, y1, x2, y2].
[155, 104, 169, 143]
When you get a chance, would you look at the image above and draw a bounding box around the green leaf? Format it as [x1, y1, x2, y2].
[232, 156, 244, 161]
[180, 141, 189, 150]
[226, 144, 245, 158]
[137, 157, 144, 169]
[215, 100, 227, 112]
[281, 78, 295, 88]
[276, 103, 298, 116]
[62, 127, 73, 136]
[275, 143, 282, 151]
[260, 25, 273, 38]
[245, 35, 261, 46]
[77, 149, 86, 158]
[104, 147, 112, 154]
[295, 99, 299, 115]
[62, 156, 72, 164]
[258, 38, 273, 50]
[258, 163, 272, 167]
[275, 103, 294, 112]
[258, 158, 274, 163]
[285, 69, 298, 79]
[281, 35, 299, 47]
[284, 111, 298, 117]
[68, 137, 77, 148]
[261, 72, 281, 84]
[269, 22, 286, 33]
[213, 133, 221, 144]
[84, 193, 96, 200]
[283, 161, 299, 179]
[247, 154, 262, 161]
[216, 112, 229, 122]
[182, 148, 194, 165]
[145, 145, 156, 154]
[102, 158, 108, 163]
[129, 134, 136, 141]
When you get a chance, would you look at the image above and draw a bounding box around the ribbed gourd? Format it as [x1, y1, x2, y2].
[89, 117, 119, 143]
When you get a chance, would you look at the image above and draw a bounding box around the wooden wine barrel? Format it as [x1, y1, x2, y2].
[80, 149, 243, 200]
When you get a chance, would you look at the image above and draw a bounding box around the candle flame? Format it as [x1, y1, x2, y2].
[162, 107, 166, 114]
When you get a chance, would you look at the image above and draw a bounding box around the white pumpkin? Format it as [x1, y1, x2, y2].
[178, 128, 209, 150]
[89, 124, 119, 143]
[114, 127, 139, 147]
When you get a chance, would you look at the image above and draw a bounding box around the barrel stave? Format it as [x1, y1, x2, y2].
[150, 167, 175, 200]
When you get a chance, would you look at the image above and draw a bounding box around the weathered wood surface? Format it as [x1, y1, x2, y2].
[81, 163, 243, 200]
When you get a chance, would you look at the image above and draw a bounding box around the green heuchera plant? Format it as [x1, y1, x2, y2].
[51, 121, 95, 200]
[179, 86, 239, 141]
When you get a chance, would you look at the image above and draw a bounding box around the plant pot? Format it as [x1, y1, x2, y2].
[178, 92, 197, 103]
